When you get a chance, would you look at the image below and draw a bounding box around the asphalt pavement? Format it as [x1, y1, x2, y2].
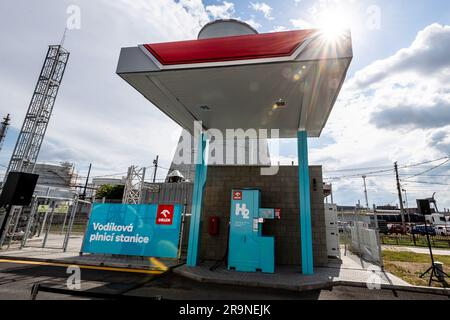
[0, 260, 448, 300]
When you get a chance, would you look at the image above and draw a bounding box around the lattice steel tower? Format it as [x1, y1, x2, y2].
[122, 166, 146, 204]
[5, 45, 69, 178]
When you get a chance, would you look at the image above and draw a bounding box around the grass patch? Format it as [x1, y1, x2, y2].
[383, 251, 450, 288]
[383, 262, 427, 287]
[381, 235, 450, 249]
[383, 251, 450, 264]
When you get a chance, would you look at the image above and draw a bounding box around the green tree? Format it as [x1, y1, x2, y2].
[95, 184, 125, 200]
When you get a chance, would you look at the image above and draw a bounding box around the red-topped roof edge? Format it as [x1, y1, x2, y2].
[143, 29, 318, 66]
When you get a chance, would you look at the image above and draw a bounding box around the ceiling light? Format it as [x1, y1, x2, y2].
[274, 99, 286, 108]
[199, 105, 211, 111]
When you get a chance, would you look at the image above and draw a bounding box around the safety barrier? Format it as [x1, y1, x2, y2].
[340, 211, 384, 267]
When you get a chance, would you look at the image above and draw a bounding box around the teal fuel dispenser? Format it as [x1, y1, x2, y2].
[228, 189, 275, 273]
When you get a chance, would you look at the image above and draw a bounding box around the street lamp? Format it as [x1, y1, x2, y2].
[402, 188, 409, 209]
[402, 188, 412, 227]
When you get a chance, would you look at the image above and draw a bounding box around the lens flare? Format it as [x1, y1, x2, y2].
[317, 9, 351, 41]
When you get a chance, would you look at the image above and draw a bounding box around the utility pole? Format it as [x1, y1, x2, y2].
[362, 175, 369, 210]
[152, 155, 159, 183]
[394, 162, 406, 229]
[0, 114, 10, 153]
[81, 163, 92, 200]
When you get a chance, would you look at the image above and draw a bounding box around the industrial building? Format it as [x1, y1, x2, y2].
[168, 129, 271, 182]
[33, 162, 77, 189]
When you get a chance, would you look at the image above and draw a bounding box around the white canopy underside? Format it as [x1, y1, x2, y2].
[118, 35, 352, 138]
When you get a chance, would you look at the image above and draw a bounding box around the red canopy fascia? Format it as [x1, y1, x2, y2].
[143, 29, 317, 65]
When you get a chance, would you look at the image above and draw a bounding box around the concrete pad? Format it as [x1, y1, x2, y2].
[174, 262, 450, 296]
[174, 262, 408, 292]
[172, 247, 420, 293]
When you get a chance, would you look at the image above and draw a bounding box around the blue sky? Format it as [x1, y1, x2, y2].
[1, 0, 450, 208]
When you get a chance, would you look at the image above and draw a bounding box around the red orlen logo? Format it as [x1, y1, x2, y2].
[275, 208, 281, 219]
[156, 205, 174, 225]
[233, 191, 242, 200]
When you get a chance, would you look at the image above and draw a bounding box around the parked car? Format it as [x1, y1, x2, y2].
[388, 224, 407, 235]
[411, 225, 437, 236]
[435, 225, 450, 236]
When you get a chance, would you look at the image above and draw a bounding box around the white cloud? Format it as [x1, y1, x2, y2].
[0, 0, 210, 180]
[2, 1, 450, 208]
[350, 23, 450, 90]
[308, 23, 450, 207]
[290, 18, 312, 29]
[111, 0, 210, 40]
[271, 25, 288, 32]
[205, 1, 235, 20]
[243, 18, 262, 30]
[249, 2, 274, 20]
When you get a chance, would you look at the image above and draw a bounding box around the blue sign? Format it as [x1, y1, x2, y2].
[82, 204, 182, 258]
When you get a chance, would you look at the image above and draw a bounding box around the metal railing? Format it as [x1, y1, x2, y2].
[0, 195, 92, 252]
[381, 234, 450, 248]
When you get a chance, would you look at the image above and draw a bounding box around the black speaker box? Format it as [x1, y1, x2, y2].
[416, 199, 432, 216]
[0, 172, 39, 206]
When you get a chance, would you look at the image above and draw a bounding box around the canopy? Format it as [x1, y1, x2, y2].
[117, 29, 352, 138]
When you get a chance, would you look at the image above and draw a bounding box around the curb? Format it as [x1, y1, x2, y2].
[173, 266, 450, 297]
[0, 255, 177, 273]
[173, 266, 334, 292]
[336, 280, 450, 296]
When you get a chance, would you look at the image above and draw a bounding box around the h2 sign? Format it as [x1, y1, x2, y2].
[235, 203, 250, 219]
[82, 204, 182, 258]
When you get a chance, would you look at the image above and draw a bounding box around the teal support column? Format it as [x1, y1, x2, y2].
[298, 130, 314, 275]
[187, 133, 208, 267]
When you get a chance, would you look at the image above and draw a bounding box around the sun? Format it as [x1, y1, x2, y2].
[316, 8, 352, 41]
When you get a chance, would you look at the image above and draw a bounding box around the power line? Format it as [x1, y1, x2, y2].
[155, 164, 171, 171]
[323, 156, 450, 174]
[324, 174, 394, 180]
[323, 169, 394, 180]
[399, 156, 450, 169]
[398, 174, 450, 177]
[323, 165, 393, 173]
[90, 172, 128, 179]
[323, 156, 450, 181]
[403, 180, 450, 186]
[68, 163, 172, 183]
[401, 158, 450, 181]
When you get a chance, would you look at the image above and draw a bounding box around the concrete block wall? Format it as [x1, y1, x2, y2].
[198, 165, 328, 268]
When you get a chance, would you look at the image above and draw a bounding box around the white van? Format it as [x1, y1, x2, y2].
[426, 213, 448, 226]
[435, 225, 450, 236]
